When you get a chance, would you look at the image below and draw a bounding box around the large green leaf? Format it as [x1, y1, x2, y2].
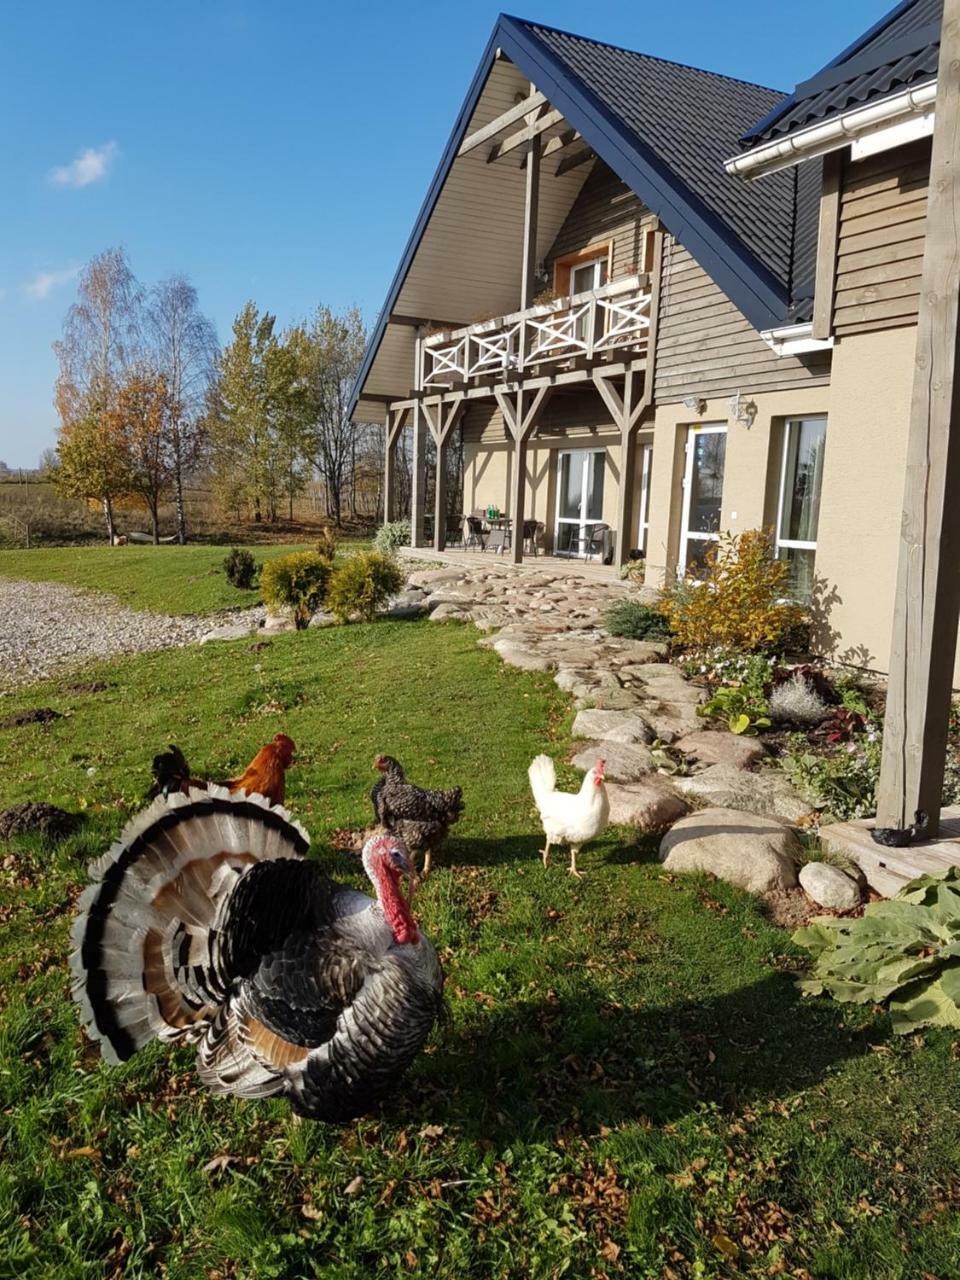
[889, 978, 960, 1034]
[937, 961, 960, 1007]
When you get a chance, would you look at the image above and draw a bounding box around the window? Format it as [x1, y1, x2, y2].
[680, 425, 726, 577]
[775, 416, 827, 600]
[553, 244, 612, 296]
[636, 442, 653, 556]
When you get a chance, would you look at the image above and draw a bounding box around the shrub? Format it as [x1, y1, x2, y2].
[373, 520, 411, 554]
[618, 559, 646, 585]
[782, 735, 881, 819]
[603, 600, 671, 641]
[315, 527, 339, 560]
[326, 551, 405, 624]
[768, 672, 830, 725]
[223, 547, 258, 590]
[659, 528, 803, 652]
[698, 684, 771, 735]
[793, 866, 960, 1034]
[260, 552, 333, 629]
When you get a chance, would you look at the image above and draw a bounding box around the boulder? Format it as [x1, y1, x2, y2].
[200, 622, 254, 643]
[570, 740, 655, 782]
[606, 779, 688, 830]
[673, 764, 811, 823]
[606, 639, 669, 664]
[674, 730, 767, 770]
[426, 590, 475, 609]
[308, 610, 337, 628]
[262, 611, 297, 634]
[640, 707, 704, 742]
[496, 643, 554, 671]
[407, 568, 466, 588]
[571, 708, 653, 744]
[429, 603, 470, 623]
[660, 807, 801, 893]
[384, 604, 428, 620]
[799, 861, 862, 910]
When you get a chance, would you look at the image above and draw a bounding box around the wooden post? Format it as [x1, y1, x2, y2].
[876, 5, 960, 837]
[410, 400, 427, 548]
[812, 151, 843, 341]
[521, 132, 541, 308]
[383, 407, 395, 524]
[498, 385, 551, 564]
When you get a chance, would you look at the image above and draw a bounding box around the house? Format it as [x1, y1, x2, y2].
[349, 3, 941, 674]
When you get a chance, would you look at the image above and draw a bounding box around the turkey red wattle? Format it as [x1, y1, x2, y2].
[362, 835, 420, 945]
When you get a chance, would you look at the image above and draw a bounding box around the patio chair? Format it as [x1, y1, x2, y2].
[445, 514, 464, 547]
[464, 515, 487, 551]
[568, 522, 611, 562]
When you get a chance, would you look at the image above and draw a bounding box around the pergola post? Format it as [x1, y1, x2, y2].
[496, 384, 552, 564]
[423, 395, 464, 553]
[521, 95, 541, 309]
[876, 6, 960, 837]
[410, 400, 428, 548]
[382, 406, 398, 524]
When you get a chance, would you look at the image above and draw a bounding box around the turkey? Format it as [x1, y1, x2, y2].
[71, 786, 443, 1122]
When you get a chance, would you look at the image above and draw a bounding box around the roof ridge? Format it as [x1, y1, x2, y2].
[501, 12, 786, 97]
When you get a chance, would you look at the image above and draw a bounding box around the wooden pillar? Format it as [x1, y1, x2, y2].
[410, 401, 427, 548]
[521, 132, 541, 308]
[876, 5, 960, 837]
[497, 385, 551, 564]
[617, 424, 638, 568]
[383, 408, 396, 524]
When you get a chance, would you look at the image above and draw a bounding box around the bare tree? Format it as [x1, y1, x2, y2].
[53, 248, 143, 542]
[147, 276, 218, 543]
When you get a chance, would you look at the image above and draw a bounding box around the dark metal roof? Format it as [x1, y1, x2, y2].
[742, 0, 940, 148]
[350, 15, 817, 418]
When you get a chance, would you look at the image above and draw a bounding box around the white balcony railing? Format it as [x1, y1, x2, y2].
[421, 274, 651, 389]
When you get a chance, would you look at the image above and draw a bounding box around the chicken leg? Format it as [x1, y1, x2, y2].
[568, 845, 583, 879]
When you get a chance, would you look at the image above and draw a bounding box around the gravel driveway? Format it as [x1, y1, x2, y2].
[0, 578, 264, 692]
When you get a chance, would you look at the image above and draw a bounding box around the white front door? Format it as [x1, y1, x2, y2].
[570, 257, 608, 342]
[679, 424, 726, 576]
[555, 448, 606, 557]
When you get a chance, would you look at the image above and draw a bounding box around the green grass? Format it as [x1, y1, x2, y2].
[1, 621, 960, 1278]
[0, 544, 320, 615]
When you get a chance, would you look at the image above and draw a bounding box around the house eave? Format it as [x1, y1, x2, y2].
[759, 322, 834, 357]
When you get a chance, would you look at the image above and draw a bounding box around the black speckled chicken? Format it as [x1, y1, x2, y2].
[370, 754, 464, 877]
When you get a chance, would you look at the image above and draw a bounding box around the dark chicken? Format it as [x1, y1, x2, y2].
[71, 789, 443, 1122]
[149, 733, 295, 806]
[371, 754, 464, 877]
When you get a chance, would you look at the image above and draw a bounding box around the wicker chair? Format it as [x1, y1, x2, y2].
[464, 515, 487, 551]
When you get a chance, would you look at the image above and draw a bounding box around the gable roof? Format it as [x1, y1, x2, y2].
[739, 0, 940, 151]
[350, 14, 808, 421]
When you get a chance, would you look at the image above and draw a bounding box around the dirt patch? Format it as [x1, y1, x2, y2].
[0, 803, 79, 840]
[63, 680, 109, 695]
[0, 707, 62, 729]
[761, 888, 820, 930]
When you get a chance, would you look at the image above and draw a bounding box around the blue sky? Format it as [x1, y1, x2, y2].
[0, 0, 883, 467]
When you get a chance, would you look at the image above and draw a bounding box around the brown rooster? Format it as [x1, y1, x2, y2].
[148, 734, 296, 806]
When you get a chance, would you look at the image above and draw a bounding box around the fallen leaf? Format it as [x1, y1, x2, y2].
[344, 1175, 364, 1195]
[418, 1124, 444, 1140]
[202, 1154, 238, 1176]
[301, 1204, 323, 1221]
[404, 1252, 419, 1270]
[63, 1146, 100, 1160]
[599, 1239, 621, 1262]
[712, 1232, 739, 1259]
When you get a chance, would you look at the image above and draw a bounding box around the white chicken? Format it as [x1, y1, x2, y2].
[528, 754, 609, 878]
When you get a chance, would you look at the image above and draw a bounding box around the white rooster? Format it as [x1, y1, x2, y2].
[528, 755, 609, 878]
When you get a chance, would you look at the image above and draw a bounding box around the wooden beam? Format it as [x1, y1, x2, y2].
[410, 400, 428, 548]
[458, 89, 547, 155]
[521, 126, 541, 309]
[433, 399, 464, 552]
[876, 5, 960, 838]
[390, 313, 468, 330]
[510, 385, 553, 564]
[521, 128, 580, 168]
[812, 150, 844, 341]
[487, 108, 564, 163]
[494, 387, 519, 439]
[555, 146, 594, 177]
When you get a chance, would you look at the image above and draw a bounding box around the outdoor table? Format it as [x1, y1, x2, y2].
[485, 516, 511, 553]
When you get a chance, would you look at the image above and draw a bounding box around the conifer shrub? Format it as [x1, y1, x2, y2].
[260, 552, 333, 629]
[326, 551, 405, 624]
[223, 547, 259, 590]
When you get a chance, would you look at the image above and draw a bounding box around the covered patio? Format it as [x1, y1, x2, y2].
[396, 542, 623, 584]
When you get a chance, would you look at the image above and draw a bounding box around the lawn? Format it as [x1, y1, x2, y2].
[1, 620, 959, 1279]
[0, 544, 323, 615]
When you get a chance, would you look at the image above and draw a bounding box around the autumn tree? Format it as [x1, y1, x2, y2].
[111, 370, 173, 543]
[53, 248, 143, 542]
[147, 276, 218, 543]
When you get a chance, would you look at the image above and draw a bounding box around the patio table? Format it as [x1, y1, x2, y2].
[485, 516, 511, 553]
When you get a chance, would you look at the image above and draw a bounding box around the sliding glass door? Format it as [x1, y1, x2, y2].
[555, 449, 605, 557]
[679, 425, 726, 577]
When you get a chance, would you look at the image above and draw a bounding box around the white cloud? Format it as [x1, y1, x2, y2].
[23, 265, 80, 300]
[48, 141, 118, 189]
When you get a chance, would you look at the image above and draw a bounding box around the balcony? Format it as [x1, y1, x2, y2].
[420, 273, 651, 389]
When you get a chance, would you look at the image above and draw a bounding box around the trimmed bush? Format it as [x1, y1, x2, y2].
[223, 547, 258, 590]
[260, 552, 333, 629]
[603, 600, 671, 641]
[373, 520, 411, 554]
[659, 528, 803, 652]
[326, 551, 405, 624]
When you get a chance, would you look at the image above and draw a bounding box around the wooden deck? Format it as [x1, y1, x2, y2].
[820, 807, 960, 897]
[397, 543, 623, 583]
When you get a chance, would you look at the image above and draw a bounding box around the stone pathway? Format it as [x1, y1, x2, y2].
[396, 561, 852, 905]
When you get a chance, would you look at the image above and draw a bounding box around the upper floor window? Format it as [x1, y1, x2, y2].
[775, 415, 827, 601]
[553, 245, 611, 297]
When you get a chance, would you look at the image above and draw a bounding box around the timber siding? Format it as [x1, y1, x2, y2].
[654, 239, 832, 402]
[544, 163, 652, 281]
[833, 138, 930, 337]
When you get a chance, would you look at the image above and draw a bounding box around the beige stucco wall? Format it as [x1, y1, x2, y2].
[644, 386, 832, 587]
[813, 325, 915, 672]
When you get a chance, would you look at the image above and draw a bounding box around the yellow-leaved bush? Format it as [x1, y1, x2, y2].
[260, 551, 333, 629]
[659, 528, 803, 652]
[326, 551, 405, 624]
